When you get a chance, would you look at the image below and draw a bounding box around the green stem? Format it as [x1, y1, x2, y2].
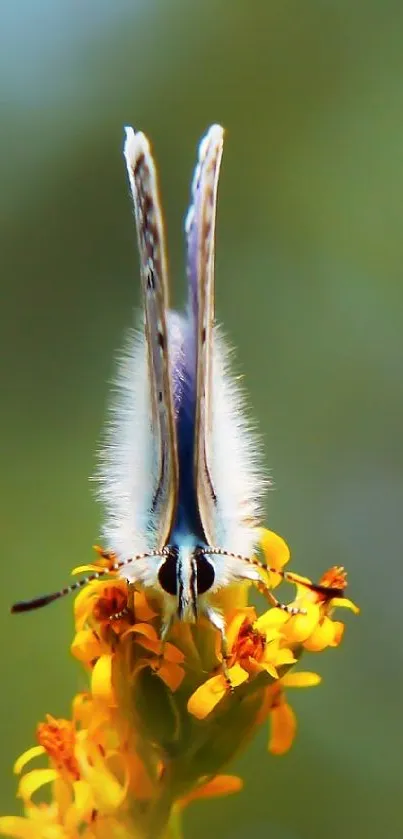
[133, 766, 182, 839]
[162, 805, 183, 839]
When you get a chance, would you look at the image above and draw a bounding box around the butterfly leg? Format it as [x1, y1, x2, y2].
[205, 606, 234, 692]
[154, 611, 176, 674]
[160, 617, 172, 642]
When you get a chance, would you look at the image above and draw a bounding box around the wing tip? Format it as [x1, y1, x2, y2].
[185, 124, 225, 236]
[123, 125, 151, 169]
[199, 124, 225, 157]
[207, 123, 225, 139]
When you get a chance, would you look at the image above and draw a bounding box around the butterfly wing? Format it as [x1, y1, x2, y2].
[124, 128, 178, 550]
[185, 125, 224, 546]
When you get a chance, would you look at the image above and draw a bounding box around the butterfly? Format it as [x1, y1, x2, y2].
[13, 126, 329, 641]
[97, 124, 268, 640]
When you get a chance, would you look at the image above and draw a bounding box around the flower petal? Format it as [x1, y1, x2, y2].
[91, 654, 114, 703]
[331, 596, 360, 614]
[330, 620, 345, 647]
[283, 604, 321, 643]
[0, 815, 39, 838]
[76, 747, 128, 815]
[259, 529, 290, 570]
[133, 591, 157, 621]
[273, 648, 296, 667]
[71, 629, 102, 663]
[213, 581, 251, 614]
[281, 671, 321, 688]
[182, 774, 243, 805]
[17, 768, 58, 803]
[125, 622, 158, 642]
[187, 664, 248, 720]
[268, 701, 297, 755]
[260, 662, 278, 679]
[72, 779, 93, 821]
[74, 583, 100, 630]
[71, 564, 101, 575]
[131, 635, 161, 656]
[227, 663, 250, 689]
[303, 616, 337, 651]
[257, 610, 289, 638]
[13, 747, 45, 776]
[163, 642, 185, 665]
[187, 675, 229, 719]
[154, 662, 184, 692]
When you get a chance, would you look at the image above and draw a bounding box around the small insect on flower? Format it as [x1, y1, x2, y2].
[11, 126, 342, 651]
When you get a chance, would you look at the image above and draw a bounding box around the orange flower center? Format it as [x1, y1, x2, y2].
[93, 585, 128, 624]
[319, 565, 347, 592]
[233, 620, 265, 664]
[37, 715, 80, 780]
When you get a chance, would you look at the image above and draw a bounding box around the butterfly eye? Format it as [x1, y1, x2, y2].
[195, 554, 215, 595]
[158, 549, 178, 595]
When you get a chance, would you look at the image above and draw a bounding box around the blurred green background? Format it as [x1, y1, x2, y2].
[1, 1, 403, 837]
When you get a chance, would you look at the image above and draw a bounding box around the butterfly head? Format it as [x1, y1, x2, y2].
[158, 543, 216, 622]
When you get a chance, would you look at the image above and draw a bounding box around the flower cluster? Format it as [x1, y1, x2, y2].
[0, 530, 358, 839]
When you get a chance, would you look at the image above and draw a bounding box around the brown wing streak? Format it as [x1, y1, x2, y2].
[193, 126, 224, 545]
[124, 128, 178, 549]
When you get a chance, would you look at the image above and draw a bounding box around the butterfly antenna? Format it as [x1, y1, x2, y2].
[204, 547, 345, 599]
[11, 549, 167, 614]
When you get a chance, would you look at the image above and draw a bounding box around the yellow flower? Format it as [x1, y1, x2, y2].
[71, 575, 184, 698]
[276, 565, 359, 652]
[0, 706, 133, 839]
[2, 533, 358, 839]
[187, 607, 296, 719]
